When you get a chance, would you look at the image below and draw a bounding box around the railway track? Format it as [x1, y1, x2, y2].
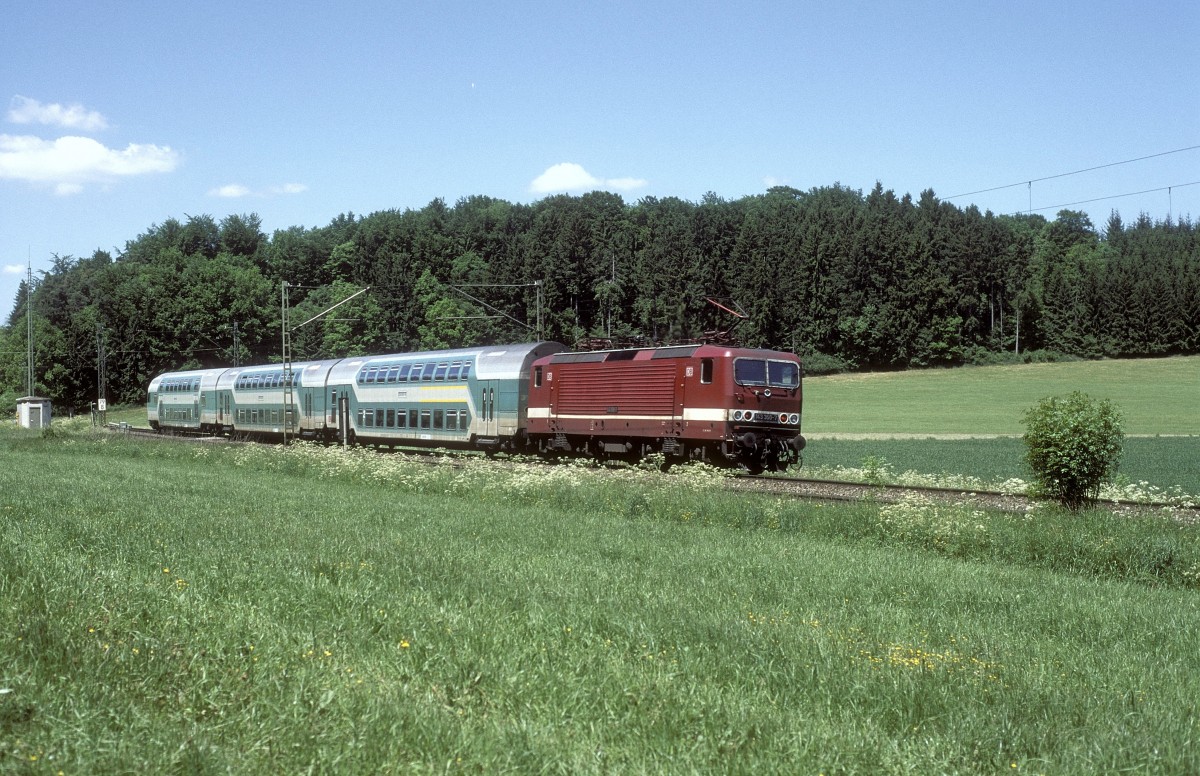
[729, 474, 1034, 513]
[732, 473, 1200, 521]
[107, 423, 1198, 520]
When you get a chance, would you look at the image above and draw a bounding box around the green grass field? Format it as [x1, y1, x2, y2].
[803, 355, 1200, 436]
[3, 431, 1200, 773]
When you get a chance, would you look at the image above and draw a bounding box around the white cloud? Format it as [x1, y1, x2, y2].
[529, 162, 647, 194]
[762, 176, 789, 188]
[8, 95, 108, 131]
[210, 183, 252, 198]
[0, 134, 179, 194]
[208, 182, 307, 198]
[605, 176, 650, 191]
[3, 264, 26, 274]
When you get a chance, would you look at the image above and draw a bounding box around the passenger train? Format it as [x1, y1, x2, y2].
[148, 341, 805, 472]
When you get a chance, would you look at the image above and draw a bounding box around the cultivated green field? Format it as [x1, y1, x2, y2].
[804, 355, 1200, 437]
[2, 431, 1199, 773]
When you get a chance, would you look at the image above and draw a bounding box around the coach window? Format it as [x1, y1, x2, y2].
[701, 358, 713, 384]
[386, 409, 395, 427]
[434, 363, 448, 381]
[409, 408, 418, 428]
[409, 364, 423, 382]
[375, 408, 385, 427]
[422, 365, 434, 382]
[434, 409, 444, 428]
[458, 410, 469, 429]
[420, 410, 431, 429]
[461, 362, 472, 379]
[397, 364, 412, 382]
[447, 363, 461, 380]
[446, 411, 457, 431]
[386, 366, 399, 383]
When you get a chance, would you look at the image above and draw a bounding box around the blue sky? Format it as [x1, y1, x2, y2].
[2, 0, 1197, 323]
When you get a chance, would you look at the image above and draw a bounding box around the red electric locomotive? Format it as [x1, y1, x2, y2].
[526, 344, 805, 472]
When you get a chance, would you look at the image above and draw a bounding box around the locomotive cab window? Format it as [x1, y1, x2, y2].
[534, 366, 543, 387]
[734, 358, 799, 389]
[700, 359, 713, 384]
[768, 360, 800, 389]
[734, 359, 767, 386]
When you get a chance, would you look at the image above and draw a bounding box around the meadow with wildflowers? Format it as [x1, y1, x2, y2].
[2, 427, 1199, 774]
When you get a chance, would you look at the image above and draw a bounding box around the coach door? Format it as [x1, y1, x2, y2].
[479, 380, 498, 437]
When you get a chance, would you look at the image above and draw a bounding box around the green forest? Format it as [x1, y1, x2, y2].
[2, 183, 1197, 412]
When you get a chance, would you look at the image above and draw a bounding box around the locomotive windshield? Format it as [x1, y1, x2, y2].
[734, 358, 800, 389]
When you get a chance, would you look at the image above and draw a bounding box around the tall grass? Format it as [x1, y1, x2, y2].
[2, 429, 1199, 773]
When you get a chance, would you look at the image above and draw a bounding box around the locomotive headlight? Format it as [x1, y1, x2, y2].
[733, 410, 743, 421]
[790, 414, 800, 424]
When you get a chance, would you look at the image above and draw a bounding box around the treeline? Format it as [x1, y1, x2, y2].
[2, 184, 1197, 411]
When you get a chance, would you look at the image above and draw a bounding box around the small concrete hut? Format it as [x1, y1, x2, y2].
[16, 396, 52, 429]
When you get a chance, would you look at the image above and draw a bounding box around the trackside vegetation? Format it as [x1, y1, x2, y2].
[1023, 392, 1124, 511]
[3, 428, 1200, 773]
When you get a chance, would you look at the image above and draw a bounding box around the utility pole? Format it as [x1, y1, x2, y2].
[96, 322, 107, 426]
[280, 281, 370, 445]
[281, 282, 293, 444]
[232, 321, 241, 367]
[26, 264, 35, 396]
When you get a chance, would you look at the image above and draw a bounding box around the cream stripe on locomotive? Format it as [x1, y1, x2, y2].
[528, 407, 799, 424]
[528, 407, 723, 421]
